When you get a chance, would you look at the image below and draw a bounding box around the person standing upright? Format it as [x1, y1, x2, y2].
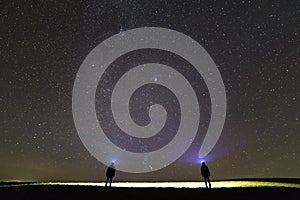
[201, 161, 211, 188]
[105, 162, 116, 187]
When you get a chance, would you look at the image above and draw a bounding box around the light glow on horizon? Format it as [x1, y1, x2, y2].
[3, 181, 298, 189]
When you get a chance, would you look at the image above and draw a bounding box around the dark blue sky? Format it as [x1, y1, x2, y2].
[0, 0, 299, 182]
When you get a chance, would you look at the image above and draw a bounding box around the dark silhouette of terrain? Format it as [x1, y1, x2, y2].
[0, 180, 300, 200]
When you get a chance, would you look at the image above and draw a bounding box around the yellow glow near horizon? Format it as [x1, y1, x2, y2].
[2, 180, 299, 189]
[41, 181, 300, 189]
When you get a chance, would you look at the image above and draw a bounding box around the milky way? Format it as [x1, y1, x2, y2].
[0, 0, 299, 182]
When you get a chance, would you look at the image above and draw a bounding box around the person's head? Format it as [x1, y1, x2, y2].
[201, 161, 206, 165]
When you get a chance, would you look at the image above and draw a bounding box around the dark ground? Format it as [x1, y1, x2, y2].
[0, 185, 299, 200]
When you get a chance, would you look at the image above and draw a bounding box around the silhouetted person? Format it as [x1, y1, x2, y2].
[201, 162, 211, 188]
[105, 162, 116, 187]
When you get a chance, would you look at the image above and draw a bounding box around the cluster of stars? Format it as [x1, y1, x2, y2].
[0, 0, 299, 181]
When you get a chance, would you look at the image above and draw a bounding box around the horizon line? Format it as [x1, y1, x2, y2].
[1, 180, 300, 189]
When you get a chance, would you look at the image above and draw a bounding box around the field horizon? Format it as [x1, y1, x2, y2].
[1, 177, 300, 184]
[1, 179, 299, 200]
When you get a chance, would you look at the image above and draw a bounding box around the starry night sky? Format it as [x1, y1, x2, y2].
[1, 0, 299, 182]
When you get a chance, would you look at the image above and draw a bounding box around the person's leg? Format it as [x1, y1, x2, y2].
[207, 177, 211, 188]
[204, 177, 208, 188]
[105, 177, 109, 187]
[109, 177, 112, 187]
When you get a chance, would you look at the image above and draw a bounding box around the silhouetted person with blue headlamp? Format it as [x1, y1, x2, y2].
[201, 161, 211, 188]
[105, 162, 116, 187]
